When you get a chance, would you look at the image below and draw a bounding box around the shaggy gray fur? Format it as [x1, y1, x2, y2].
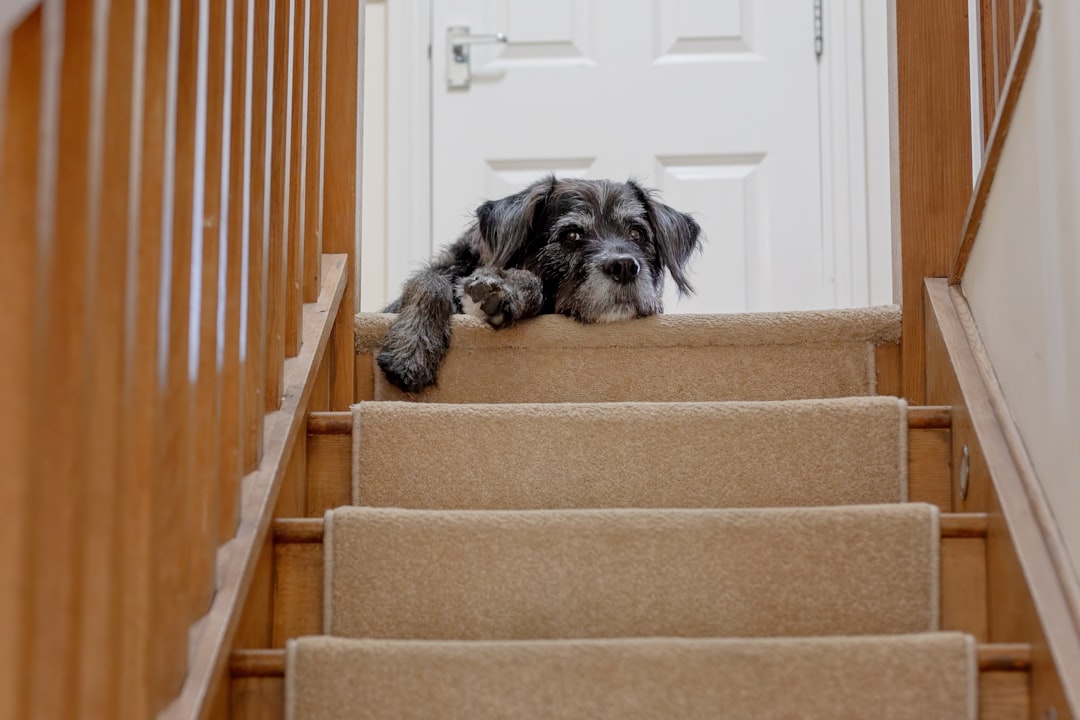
[378, 176, 702, 393]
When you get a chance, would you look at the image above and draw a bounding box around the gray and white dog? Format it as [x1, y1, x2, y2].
[377, 176, 703, 393]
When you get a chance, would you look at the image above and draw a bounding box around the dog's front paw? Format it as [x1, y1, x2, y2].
[376, 320, 450, 393]
[460, 270, 515, 328]
[376, 350, 438, 394]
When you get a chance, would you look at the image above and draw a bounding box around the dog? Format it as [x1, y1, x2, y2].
[377, 176, 703, 393]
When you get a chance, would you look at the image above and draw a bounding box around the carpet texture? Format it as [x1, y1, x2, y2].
[286, 633, 976, 720]
[354, 307, 901, 402]
[351, 396, 908, 509]
[324, 503, 939, 640]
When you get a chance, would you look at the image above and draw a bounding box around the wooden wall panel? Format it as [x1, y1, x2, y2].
[275, 427, 309, 519]
[231, 676, 285, 720]
[941, 537, 989, 641]
[233, 533, 275, 651]
[272, 542, 324, 646]
[355, 352, 375, 402]
[908, 427, 952, 511]
[306, 432, 352, 515]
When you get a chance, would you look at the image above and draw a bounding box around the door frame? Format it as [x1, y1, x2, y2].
[381, 0, 894, 308]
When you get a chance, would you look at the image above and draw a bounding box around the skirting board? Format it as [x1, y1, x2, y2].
[924, 278, 1079, 718]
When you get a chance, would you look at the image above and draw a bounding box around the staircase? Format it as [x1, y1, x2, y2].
[229, 306, 1031, 719]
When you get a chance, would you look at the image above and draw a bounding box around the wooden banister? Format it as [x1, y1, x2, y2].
[0, 0, 361, 715]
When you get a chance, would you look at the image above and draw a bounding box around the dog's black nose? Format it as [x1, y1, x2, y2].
[602, 256, 640, 284]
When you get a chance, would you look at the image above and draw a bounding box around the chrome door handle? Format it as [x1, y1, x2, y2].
[447, 25, 508, 89]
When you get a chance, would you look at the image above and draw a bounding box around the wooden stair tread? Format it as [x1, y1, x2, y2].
[307, 405, 954, 435]
[229, 642, 1032, 678]
[271, 512, 990, 544]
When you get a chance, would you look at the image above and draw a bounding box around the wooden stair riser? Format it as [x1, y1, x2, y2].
[226, 642, 1029, 720]
[265, 514, 989, 649]
[302, 406, 954, 518]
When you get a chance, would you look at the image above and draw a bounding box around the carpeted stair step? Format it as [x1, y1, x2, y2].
[351, 396, 908, 509]
[285, 633, 977, 720]
[324, 503, 940, 640]
[354, 306, 901, 402]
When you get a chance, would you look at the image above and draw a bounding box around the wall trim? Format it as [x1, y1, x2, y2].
[950, 0, 1042, 284]
[925, 278, 1080, 716]
[818, 0, 893, 308]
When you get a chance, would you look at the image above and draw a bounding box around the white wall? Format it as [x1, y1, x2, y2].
[359, 0, 388, 311]
[962, 0, 1080, 580]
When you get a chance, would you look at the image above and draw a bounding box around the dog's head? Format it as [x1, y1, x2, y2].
[474, 176, 702, 323]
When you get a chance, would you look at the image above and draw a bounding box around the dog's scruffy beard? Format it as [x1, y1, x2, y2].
[378, 176, 702, 393]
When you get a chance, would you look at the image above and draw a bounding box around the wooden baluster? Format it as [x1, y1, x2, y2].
[227, 0, 254, 483]
[1011, 0, 1026, 42]
[78, 0, 139, 715]
[285, 0, 307, 356]
[994, 0, 1012, 98]
[979, 0, 997, 144]
[0, 11, 43, 720]
[117, 0, 168, 709]
[242, 0, 267, 473]
[266, 0, 293, 406]
[323, 0, 360, 409]
[23, 0, 95, 716]
[250, 0, 274, 421]
[302, 0, 324, 302]
[152, 0, 201, 699]
[219, 0, 246, 541]
[192, 0, 227, 603]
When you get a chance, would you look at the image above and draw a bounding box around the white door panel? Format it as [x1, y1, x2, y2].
[430, 0, 826, 313]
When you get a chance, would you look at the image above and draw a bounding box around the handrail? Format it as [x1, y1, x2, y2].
[0, 0, 361, 716]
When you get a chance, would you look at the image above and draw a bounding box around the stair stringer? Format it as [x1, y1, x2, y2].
[925, 278, 1080, 719]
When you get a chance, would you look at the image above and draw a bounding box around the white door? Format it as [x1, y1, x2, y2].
[429, 0, 825, 313]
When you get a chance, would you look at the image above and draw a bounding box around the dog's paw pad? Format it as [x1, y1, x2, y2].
[462, 277, 512, 327]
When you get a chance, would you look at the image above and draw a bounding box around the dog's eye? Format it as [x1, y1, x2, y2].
[562, 229, 582, 243]
[629, 228, 643, 241]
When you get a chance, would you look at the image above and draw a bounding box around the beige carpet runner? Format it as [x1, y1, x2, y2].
[284, 306, 977, 718]
[287, 633, 976, 720]
[351, 396, 908, 509]
[323, 503, 940, 640]
[354, 306, 901, 402]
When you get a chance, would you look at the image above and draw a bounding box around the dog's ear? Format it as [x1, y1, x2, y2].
[630, 181, 702, 296]
[475, 175, 557, 267]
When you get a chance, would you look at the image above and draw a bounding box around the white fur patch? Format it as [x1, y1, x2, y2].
[595, 305, 637, 323]
[456, 280, 489, 321]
